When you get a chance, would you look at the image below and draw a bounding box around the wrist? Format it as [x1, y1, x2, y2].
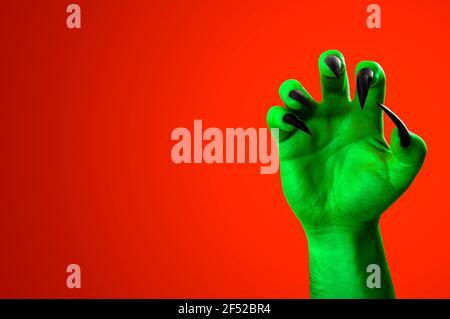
[305, 221, 395, 299]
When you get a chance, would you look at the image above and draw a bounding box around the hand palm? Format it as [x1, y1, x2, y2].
[268, 50, 426, 230]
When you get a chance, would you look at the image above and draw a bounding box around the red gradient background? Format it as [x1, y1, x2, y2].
[0, 0, 449, 298]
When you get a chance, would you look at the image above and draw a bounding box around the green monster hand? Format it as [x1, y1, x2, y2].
[267, 50, 427, 299]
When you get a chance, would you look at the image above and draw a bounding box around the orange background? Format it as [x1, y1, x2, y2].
[0, 0, 449, 298]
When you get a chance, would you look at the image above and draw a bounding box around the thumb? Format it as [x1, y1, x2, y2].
[388, 127, 427, 193]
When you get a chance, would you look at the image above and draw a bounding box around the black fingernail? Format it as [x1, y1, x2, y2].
[357, 68, 374, 109]
[325, 55, 342, 79]
[282, 113, 312, 135]
[289, 89, 312, 107]
[377, 103, 411, 147]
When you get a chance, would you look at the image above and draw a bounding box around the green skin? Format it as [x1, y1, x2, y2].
[267, 50, 427, 299]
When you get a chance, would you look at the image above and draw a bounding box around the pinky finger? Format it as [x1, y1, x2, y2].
[266, 106, 311, 141]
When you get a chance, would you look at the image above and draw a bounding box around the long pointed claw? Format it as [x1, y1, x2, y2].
[377, 103, 411, 147]
[357, 68, 374, 109]
[289, 89, 312, 107]
[282, 113, 312, 135]
[325, 55, 342, 79]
